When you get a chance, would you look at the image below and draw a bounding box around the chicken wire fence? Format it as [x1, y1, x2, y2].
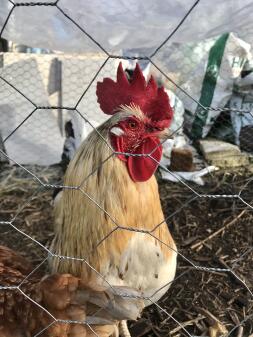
[0, 1, 253, 336]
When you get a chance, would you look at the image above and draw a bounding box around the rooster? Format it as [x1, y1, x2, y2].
[51, 62, 177, 333]
[0, 245, 144, 337]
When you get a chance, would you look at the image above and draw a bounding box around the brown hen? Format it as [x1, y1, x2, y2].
[0, 245, 144, 337]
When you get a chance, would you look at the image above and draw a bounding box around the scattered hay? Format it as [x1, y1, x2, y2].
[0, 164, 252, 336]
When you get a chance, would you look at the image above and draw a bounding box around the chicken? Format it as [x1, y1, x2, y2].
[50, 62, 177, 327]
[0, 245, 144, 337]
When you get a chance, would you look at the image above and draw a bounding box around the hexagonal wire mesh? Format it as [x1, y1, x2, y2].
[0, 1, 252, 337]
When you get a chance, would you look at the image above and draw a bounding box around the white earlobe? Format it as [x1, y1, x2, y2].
[110, 127, 125, 136]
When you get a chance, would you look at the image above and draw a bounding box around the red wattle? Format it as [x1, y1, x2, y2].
[127, 137, 162, 182]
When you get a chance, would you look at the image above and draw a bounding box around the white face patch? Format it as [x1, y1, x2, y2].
[110, 127, 125, 136]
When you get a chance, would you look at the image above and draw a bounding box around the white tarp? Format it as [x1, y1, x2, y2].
[1, 0, 253, 53]
[1, 0, 253, 165]
[0, 53, 64, 165]
[0, 52, 118, 165]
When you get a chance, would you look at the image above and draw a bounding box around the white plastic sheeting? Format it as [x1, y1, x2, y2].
[0, 52, 118, 165]
[1, 0, 253, 165]
[0, 53, 65, 165]
[1, 0, 253, 53]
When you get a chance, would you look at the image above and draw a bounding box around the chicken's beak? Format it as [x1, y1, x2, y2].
[158, 128, 172, 140]
[144, 128, 171, 141]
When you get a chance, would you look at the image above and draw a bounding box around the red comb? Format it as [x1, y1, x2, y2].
[96, 62, 173, 128]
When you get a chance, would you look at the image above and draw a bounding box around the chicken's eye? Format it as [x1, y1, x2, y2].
[128, 120, 137, 129]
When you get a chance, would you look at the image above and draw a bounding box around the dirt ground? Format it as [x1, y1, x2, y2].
[0, 163, 252, 337]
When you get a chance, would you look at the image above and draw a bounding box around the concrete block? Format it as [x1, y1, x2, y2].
[199, 139, 249, 167]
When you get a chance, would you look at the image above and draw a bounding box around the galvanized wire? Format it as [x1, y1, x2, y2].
[0, 2, 252, 337]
